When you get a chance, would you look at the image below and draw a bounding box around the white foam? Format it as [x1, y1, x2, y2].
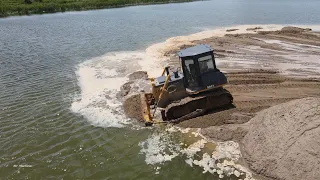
[137, 53, 165, 77]
[71, 51, 163, 128]
[71, 60, 129, 128]
[139, 126, 255, 179]
[212, 141, 242, 161]
[192, 153, 217, 174]
[181, 139, 208, 158]
[139, 131, 181, 165]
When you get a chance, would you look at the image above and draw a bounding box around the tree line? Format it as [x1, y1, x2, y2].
[0, 0, 193, 17]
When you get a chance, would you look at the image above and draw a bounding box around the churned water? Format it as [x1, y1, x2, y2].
[0, 0, 320, 179]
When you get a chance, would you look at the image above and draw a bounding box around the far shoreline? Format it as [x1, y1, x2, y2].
[0, 0, 197, 18]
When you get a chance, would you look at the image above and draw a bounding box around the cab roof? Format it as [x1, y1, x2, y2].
[178, 44, 213, 58]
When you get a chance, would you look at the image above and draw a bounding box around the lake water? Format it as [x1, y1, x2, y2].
[0, 0, 319, 179]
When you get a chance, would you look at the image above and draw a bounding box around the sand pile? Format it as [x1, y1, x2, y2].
[121, 71, 152, 121]
[123, 94, 144, 121]
[280, 26, 312, 33]
[242, 97, 320, 180]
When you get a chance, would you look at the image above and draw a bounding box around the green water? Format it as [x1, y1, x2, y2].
[0, 0, 320, 179]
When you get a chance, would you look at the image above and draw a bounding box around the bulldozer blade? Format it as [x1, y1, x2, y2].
[140, 93, 154, 126]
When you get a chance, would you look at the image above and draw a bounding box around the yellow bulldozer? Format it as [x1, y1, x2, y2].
[140, 44, 233, 126]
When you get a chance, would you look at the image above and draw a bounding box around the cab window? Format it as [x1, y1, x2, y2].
[198, 55, 214, 74]
[184, 59, 199, 87]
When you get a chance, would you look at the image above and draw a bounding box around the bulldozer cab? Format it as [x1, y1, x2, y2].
[178, 44, 226, 93]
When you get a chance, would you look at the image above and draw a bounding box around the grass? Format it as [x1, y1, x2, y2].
[0, 0, 194, 17]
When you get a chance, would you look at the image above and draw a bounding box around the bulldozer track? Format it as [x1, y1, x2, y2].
[165, 88, 233, 120]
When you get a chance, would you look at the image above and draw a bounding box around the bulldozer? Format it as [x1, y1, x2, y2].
[140, 44, 233, 126]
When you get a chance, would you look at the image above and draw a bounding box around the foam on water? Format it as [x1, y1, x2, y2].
[71, 51, 163, 128]
[139, 126, 255, 179]
[138, 130, 181, 165]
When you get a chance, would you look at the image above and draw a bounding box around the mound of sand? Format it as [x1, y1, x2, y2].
[242, 97, 320, 180]
[121, 71, 151, 122]
[123, 94, 144, 121]
[280, 26, 312, 33]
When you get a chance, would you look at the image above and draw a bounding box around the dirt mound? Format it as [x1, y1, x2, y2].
[123, 94, 144, 121]
[121, 71, 152, 121]
[255, 26, 320, 46]
[246, 27, 263, 31]
[280, 26, 309, 33]
[226, 28, 239, 32]
[118, 71, 151, 98]
[117, 81, 133, 98]
[242, 97, 320, 180]
[127, 71, 148, 81]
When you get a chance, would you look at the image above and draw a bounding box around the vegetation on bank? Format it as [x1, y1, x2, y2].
[0, 0, 193, 17]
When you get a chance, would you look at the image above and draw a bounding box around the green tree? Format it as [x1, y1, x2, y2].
[24, 0, 32, 4]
